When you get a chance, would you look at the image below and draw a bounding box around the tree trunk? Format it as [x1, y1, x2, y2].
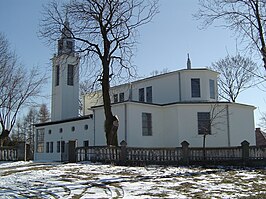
[203, 134, 206, 161]
[0, 129, 10, 146]
[102, 60, 118, 146]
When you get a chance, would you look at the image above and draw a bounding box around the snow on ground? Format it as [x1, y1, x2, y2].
[0, 161, 265, 198]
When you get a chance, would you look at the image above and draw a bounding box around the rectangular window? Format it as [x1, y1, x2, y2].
[84, 140, 89, 147]
[139, 88, 145, 102]
[67, 64, 74, 86]
[57, 141, 60, 153]
[66, 41, 73, 51]
[36, 129, 44, 153]
[55, 65, 60, 86]
[191, 78, 201, 98]
[142, 113, 152, 136]
[46, 142, 49, 153]
[113, 94, 118, 103]
[209, 79, 215, 99]
[146, 86, 152, 103]
[50, 142, 53, 153]
[119, 92, 124, 102]
[61, 141, 65, 153]
[197, 112, 211, 135]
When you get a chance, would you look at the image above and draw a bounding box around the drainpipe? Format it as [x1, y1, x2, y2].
[82, 95, 86, 116]
[93, 109, 96, 146]
[124, 103, 128, 143]
[226, 104, 231, 146]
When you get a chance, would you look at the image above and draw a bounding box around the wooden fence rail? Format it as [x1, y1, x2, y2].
[75, 140, 266, 166]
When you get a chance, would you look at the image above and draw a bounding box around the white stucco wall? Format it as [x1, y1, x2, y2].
[83, 68, 219, 114]
[179, 69, 218, 102]
[34, 117, 93, 161]
[227, 103, 256, 146]
[93, 102, 255, 148]
[51, 55, 79, 121]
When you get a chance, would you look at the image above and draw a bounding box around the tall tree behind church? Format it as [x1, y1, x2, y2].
[40, 0, 158, 146]
[38, 104, 50, 123]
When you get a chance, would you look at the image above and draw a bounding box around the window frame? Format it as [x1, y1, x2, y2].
[67, 64, 74, 86]
[46, 142, 49, 153]
[113, 94, 118, 103]
[61, 141, 65, 153]
[36, 128, 44, 153]
[55, 65, 60, 86]
[119, 92, 124, 102]
[57, 141, 60, 153]
[209, 79, 215, 99]
[146, 86, 152, 103]
[142, 112, 152, 136]
[191, 78, 201, 98]
[197, 112, 211, 135]
[50, 142, 53, 153]
[139, 88, 145, 102]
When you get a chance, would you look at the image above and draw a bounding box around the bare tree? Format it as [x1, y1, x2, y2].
[0, 34, 46, 146]
[211, 54, 257, 102]
[10, 119, 26, 144]
[198, 104, 227, 159]
[195, 0, 266, 70]
[40, 0, 158, 146]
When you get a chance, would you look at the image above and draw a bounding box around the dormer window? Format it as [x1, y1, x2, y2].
[191, 78, 201, 98]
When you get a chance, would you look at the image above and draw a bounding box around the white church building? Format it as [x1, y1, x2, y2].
[34, 22, 256, 162]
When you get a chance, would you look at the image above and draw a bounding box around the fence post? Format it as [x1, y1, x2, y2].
[241, 140, 250, 165]
[120, 140, 127, 165]
[17, 142, 26, 161]
[181, 141, 190, 165]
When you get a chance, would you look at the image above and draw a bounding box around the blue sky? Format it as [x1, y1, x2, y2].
[0, 0, 265, 125]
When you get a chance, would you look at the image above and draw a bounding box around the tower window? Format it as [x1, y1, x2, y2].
[67, 64, 74, 86]
[119, 92, 124, 102]
[114, 94, 118, 103]
[58, 40, 63, 54]
[66, 41, 73, 52]
[55, 65, 60, 86]
[139, 88, 145, 102]
[146, 86, 152, 103]
[191, 78, 201, 98]
[209, 79, 215, 99]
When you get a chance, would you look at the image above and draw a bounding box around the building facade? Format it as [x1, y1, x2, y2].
[34, 23, 256, 161]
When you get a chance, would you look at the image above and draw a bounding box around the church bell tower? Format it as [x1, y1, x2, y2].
[51, 19, 80, 121]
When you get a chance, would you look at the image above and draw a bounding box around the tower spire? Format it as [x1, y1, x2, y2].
[187, 53, 191, 69]
[57, 16, 74, 56]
